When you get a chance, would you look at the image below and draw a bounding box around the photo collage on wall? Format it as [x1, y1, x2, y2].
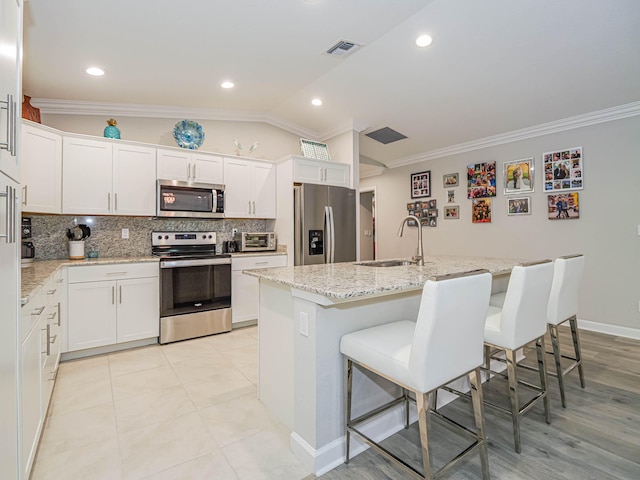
[406, 199, 438, 227]
[543, 147, 582, 192]
[467, 161, 496, 223]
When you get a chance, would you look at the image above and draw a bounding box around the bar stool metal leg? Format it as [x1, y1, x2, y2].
[569, 316, 586, 388]
[344, 358, 353, 464]
[536, 337, 551, 424]
[505, 348, 521, 453]
[416, 391, 433, 480]
[484, 345, 492, 381]
[548, 324, 567, 407]
[469, 368, 490, 480]
[402, 388, 410, 428]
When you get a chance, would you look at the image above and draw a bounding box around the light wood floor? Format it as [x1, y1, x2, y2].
[316, 328, 640, 480]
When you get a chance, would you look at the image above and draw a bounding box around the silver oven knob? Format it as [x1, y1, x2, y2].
[157, 235, 162, 240]
[164, 235, 169, 239]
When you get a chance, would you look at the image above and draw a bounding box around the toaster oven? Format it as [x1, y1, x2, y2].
[233, 232, 276, 252]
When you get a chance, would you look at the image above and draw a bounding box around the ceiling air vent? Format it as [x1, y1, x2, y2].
[365, 127, 408, 145]
[325, 40, 361, 57]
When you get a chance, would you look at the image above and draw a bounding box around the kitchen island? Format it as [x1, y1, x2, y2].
[245, 255, 527, 475]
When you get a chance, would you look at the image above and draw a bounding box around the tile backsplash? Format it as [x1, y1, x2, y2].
[28, 215, 267, 260]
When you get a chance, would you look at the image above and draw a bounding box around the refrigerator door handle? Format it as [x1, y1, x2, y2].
[327, 205, 336, 263]
[324, 206, 331, 263]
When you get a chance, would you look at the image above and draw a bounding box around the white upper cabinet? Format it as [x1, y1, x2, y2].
[0, 0, 22, 181]
[21, 122, 62, 214]
[157, 148, 223, 184]
[63, 137, 156, 216]
[292, 157, 350, 188]
[224, 157, 276, 218]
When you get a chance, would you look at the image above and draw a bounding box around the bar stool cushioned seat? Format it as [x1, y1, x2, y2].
[340, 269, 492, 480]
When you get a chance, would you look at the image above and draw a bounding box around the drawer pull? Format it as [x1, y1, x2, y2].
[56, 278, 64, 284]
[32, 306, 45, 316]
[47, 288, 57, 295]
[106, 271, 127, 276]
[48, 310, 58, 320]
[255, 262, 269, 266]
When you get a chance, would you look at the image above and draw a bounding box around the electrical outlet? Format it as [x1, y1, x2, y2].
[121, 228, 129, 239]
[299, 312, 309, 337]
[232, 228, 238, 235]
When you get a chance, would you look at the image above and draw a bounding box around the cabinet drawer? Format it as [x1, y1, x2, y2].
[232, 255, 287, 271]
[68, 262, 159, 283]
[20, 288, 45, 342]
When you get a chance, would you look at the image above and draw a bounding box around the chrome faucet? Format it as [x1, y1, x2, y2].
[397, 215, 425, 266]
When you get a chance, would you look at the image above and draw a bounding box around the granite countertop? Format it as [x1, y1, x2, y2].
[244, 255, 529, 302]
[21, 256, 158, 304]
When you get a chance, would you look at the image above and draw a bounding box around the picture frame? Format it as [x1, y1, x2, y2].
[507, 196, 531, 216]
[428, 217, 437, 227]
[504, 158, 534, 194]
[443, 173, 459, 188]
[547, 193, 579, 220]
[426, 208, 438, 218]
[472, 198, 492, 223]
[447, 190, 455, 203]
[467, 162, 497, 199]
[411, 171, 431, 198]
[443, 206, 459, 219]
[428, 199, 437, 209]
[543, 147, 583, 192]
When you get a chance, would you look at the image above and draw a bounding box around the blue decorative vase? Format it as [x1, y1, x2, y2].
[104, 118, 121, 139]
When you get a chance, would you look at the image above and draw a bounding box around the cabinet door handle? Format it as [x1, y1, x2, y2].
[108, 192, 111, 211]
[0, 94, 15, 155]
[115, 192, 118, 211]
[193, 164, 197, 179]
[0, 185, 14, 243]
[112, 286, 115, 304]
[46, 324, 51, 356]
[22, 185, 27, 206]
[119, 285, 122, 304]
[57, 302, 61, 326]
[248, 201, 252, 214]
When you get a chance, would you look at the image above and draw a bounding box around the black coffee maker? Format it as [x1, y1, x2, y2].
[21, 217, 35, 264]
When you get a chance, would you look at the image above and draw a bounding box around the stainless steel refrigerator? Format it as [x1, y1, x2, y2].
[294, 183, 356, 265]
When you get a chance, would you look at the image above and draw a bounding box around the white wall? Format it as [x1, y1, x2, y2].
[40, 114, 302, 161]
[361, 116, 640, 332]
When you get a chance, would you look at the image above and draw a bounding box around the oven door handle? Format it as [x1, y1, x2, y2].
[160, 258, 231, 268]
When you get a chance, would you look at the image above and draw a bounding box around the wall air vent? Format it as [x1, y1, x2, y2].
[325, 40, 361, 57]
[365, 127, 408, 145]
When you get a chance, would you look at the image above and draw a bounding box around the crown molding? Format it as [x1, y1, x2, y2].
[320, 119, 369, 141]
[385, 101, 640, 169]
[359, 166, 386, 179]
[30, 98, 321, 140]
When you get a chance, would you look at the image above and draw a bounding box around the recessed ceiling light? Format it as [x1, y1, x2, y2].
[311, 98, 323, 106]
[85, 67, 105, 76]
[415, 34, 433, 47]
[221, 81, 234, 89]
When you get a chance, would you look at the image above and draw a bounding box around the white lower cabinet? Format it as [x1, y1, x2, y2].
[19, 267, 63, 479]
[231, 255, 287, 324]
[67, 263, 159, 352]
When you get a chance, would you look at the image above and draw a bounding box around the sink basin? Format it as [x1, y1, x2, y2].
[357, 260, 417, 267]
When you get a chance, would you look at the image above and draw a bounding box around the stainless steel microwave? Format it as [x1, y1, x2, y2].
[233, 232, 277, 251]
[157, 180, 225, 218]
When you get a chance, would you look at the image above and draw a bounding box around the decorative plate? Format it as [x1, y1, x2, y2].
[173, 120, 205, 149]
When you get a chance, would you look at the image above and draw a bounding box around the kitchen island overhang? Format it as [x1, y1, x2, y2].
[245, 256, 528, 475]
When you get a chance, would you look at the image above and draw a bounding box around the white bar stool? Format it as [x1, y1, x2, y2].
[547, 254, 586, 407]
[484, 260, 554, 453]
[340, 269, 492, 480]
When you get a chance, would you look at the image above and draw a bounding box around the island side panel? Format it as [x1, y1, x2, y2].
[258, 280, 296, 429]
[292, 290, 422, 474]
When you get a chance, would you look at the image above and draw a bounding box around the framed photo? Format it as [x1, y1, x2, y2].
[467, 162, 497, 199]
[504, 158, 534, 194]
[443, 173, 459, 187]
[447, 190, 455, 203]
[420, 218, 429, 226]
[543, 147, 582, 192]
[507, 196, 531, 216]
[444, 206, 459, 219]
[426, 208, 438, 218]
[472, 198, 492, 223]
[428, 199, 437, 209]
[428, 217, 437, 227]
[411, 171, 431, 198]
[547, 193, 579, 220]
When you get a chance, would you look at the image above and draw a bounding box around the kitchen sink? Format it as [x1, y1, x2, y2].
[356, 259, 418, 267]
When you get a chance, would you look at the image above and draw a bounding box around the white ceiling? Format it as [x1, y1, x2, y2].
[22, 0, 640, 168]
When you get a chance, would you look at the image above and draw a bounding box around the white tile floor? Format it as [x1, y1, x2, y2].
[31, 326, 313, 480]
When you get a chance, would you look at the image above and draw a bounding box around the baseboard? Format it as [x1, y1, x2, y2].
[60, 337, 158, 361]
[578, 318, 640, 340]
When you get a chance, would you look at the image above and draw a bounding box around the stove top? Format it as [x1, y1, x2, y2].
[151, 231, 230, 259]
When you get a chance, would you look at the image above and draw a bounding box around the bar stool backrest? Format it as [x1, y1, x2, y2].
[499, 261, 554, 349]
[547, 254, 585, 326]
[409, 270, 492, 393]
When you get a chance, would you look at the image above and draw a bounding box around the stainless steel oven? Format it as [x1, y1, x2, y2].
[153, 231, 231, 343]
